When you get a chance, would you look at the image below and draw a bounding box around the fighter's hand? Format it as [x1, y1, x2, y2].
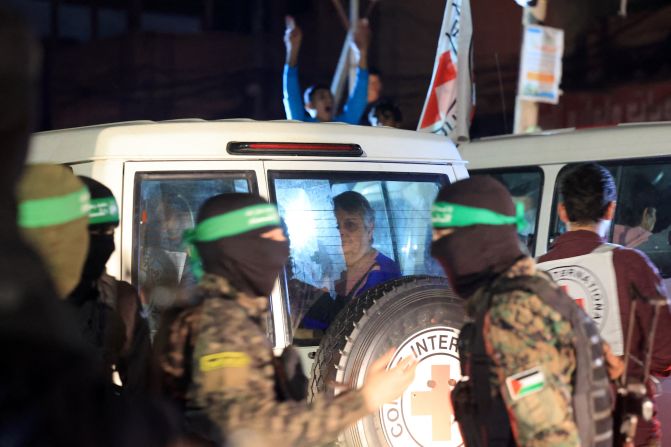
[284, 15, 303, 50]
[351, 18, 371, 53]
[361, 349, 417, 412]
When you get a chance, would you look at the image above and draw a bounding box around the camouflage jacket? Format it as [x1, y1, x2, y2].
[161, 274, 368, 447]
[469, 258, 579, 447]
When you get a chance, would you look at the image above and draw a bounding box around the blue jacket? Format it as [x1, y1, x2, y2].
[282, 64, 369, 124]
[300, 252, 401, 331]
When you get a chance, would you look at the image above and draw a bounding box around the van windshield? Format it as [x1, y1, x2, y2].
[268, 171, 448, 346]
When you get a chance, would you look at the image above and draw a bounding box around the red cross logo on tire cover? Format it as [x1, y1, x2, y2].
[411, 364, 455, 441]
[380, 326, 464, 447]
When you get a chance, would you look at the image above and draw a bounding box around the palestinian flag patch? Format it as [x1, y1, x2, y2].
[505, 367, 545, 401]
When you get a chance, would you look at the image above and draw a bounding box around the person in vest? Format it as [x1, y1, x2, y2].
[155, 193, 416, 446]
[431, 176, 612, 447]
[68, 176, 152, 395]
[537, 163, 671, 446]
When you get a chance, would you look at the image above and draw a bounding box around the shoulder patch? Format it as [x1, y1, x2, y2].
[505, 367, 545, 401]
[200, 351, 251, 372]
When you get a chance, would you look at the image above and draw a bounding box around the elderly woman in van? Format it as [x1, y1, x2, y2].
[299, 191, 401, 332]
[333, 191, 401, 298]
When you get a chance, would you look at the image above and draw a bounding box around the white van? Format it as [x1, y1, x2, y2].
[29, 119, 468, 447]
[460, 122, 671, 285]
[460, 122, 671, 443]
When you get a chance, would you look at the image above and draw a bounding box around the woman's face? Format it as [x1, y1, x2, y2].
[335, 208, 373, 266]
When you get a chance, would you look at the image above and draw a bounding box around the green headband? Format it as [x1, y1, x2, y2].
[18, 187, 91, 229]
[183, 203, 281, 280]
[432, 201, 527, 232]
[89, 197, 119, 225]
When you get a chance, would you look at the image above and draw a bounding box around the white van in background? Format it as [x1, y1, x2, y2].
[460, 121, 671, 444]
[460, 122, 671, 274]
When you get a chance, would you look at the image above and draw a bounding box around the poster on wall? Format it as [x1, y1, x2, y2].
[518, 25, 564, 104]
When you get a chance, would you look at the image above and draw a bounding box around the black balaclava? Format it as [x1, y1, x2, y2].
[430, 176, 525, 298]
[194, 193, 289, 297]
[79, 176, 119, 280]
[69, 176, 119, 305]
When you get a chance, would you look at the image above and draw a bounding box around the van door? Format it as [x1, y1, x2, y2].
[122, 160, 265, 339]
[262, 160, 455, 351]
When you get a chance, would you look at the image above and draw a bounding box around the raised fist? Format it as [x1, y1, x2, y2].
[284, 15, 303, 50]
[351, 18, 371, 53]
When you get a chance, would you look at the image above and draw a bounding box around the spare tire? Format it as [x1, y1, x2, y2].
[308, 275, 465, 447]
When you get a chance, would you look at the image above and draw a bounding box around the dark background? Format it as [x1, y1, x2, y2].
[9, 0, 671, 138]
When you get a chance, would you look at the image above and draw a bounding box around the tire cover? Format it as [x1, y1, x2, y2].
[309, 275, 465, 447]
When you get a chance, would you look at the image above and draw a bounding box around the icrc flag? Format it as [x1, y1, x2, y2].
[417, 0, 473, 142]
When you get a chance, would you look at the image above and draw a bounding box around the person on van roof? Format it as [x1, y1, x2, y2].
[68, 176, 152, 396]
[431, 176, 614, 447]
[155, 192, 416, 446]
[537, 163, 671, 446]
[283, 15, 370, 123]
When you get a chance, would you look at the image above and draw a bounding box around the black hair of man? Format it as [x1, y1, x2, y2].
[368, 99, 402, 124]
[368, 67, 382, 78]
[560, 163, 617, 224]
[303, 83, 331, 105]
[333, 190, 374, 228]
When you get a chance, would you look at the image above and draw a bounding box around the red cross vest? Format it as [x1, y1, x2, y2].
[537, 243, 624, 355]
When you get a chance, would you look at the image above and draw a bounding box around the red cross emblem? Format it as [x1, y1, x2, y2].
[410, 364, 456, 441]
[561, 284, 585, 309]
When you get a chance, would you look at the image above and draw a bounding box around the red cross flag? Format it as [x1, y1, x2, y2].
[417, 0, 474, 142]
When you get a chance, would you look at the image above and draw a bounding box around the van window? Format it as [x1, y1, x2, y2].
[268, 171, 448, 345]
[133, 172, 255, 338]
[550, 161, 671, 288]
[471, 168, 543, 253]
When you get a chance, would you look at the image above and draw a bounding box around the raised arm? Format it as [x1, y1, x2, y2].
[282, 15, 306, 120]
[337, 19, 371, 124]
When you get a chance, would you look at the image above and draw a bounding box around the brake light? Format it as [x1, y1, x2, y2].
[228, 142, 363, 157]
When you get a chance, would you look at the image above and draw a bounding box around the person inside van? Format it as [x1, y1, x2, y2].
[613, 176, 658, 248]
[283, 15, 370, 123]
[298, 191, 401, 332]
[333, 191, 401, 297]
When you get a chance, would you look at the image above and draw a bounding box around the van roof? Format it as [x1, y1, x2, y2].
[28, 119, 462, 165]
[460, 122, 671, 169]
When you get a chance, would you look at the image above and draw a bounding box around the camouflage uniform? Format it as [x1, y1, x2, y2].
[160, 274, 368, 446]
[468, 264, 579, 447]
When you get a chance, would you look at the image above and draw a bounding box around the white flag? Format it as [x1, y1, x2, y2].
[417, 0, 474, 142]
